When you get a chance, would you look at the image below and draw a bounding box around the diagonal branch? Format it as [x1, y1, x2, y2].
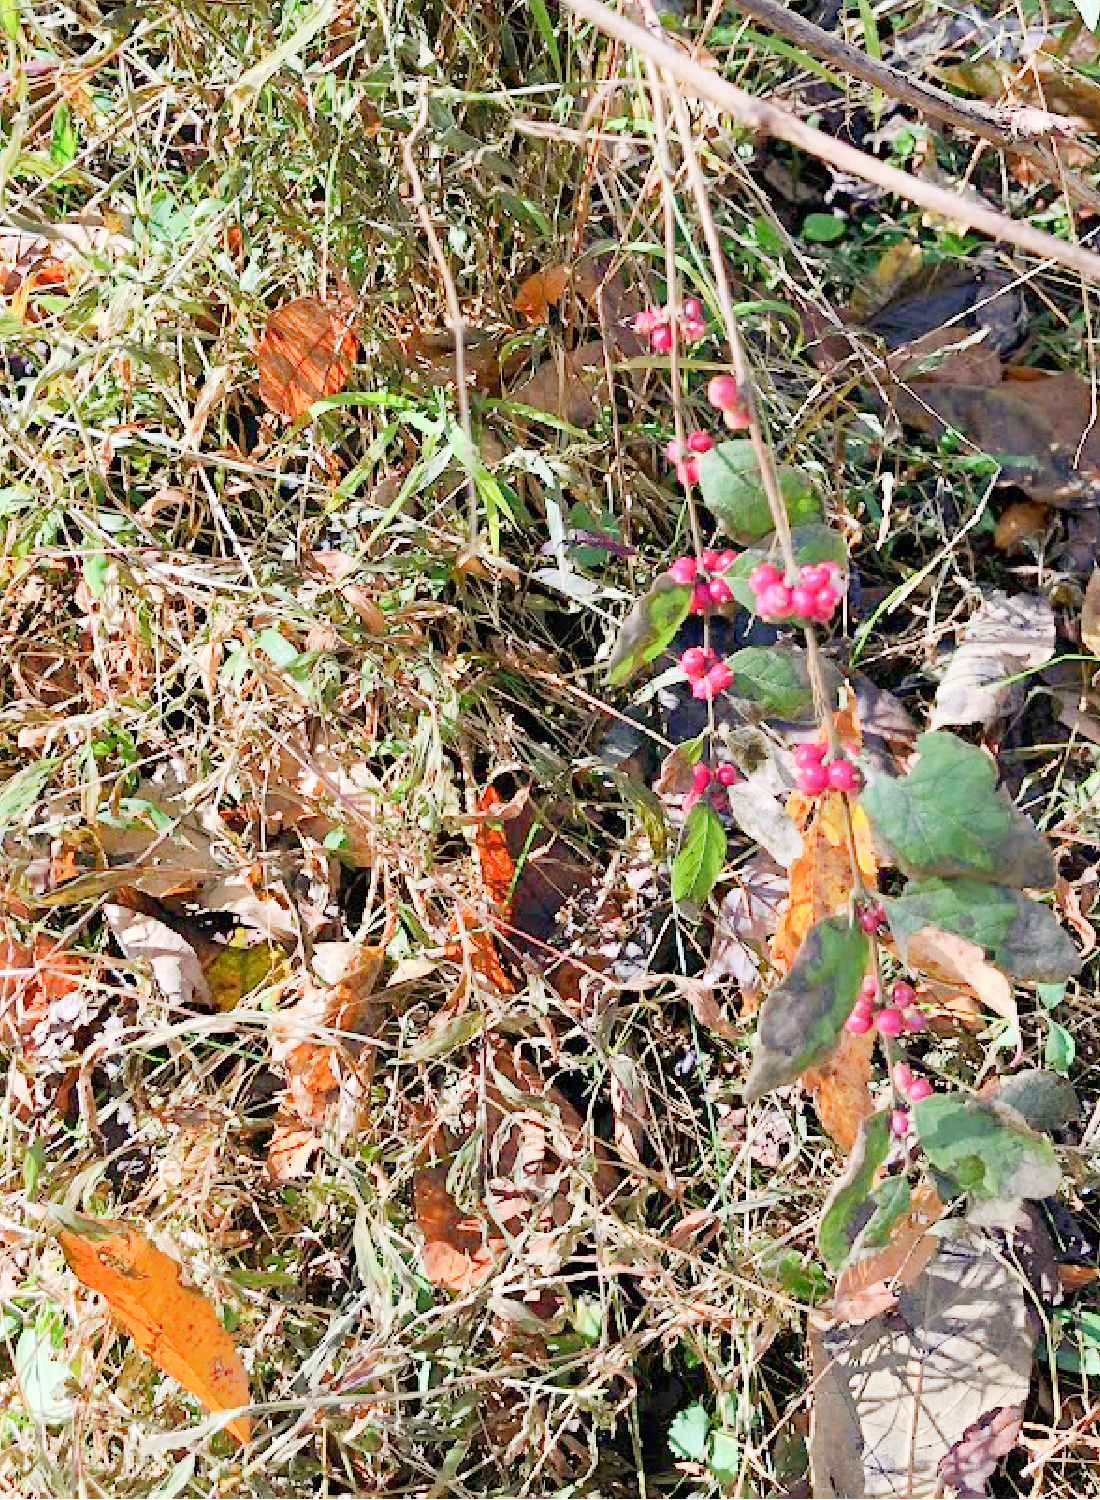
[561, 0, 1100, 284]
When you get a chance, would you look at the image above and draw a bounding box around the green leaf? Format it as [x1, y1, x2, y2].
[756, 1245, 830, 1303]
[803, 212, 847, 243]
[861, 1175, 911, 1251]
[605, 575, 691, 687]
[861, 732, 1055, 889]
[818, 1111, 892, 1270]
[708, 1430, 742, 1482]
[884, 877, 1079, 982]
[1053, 1308, 1100, 1376]
[672, 802, 727, 905]
[15, 1323, 74, 1426]
[668, 1402, 710, 1462]
[0, 757, 59, 832]
[996, 1069, 1079, 1132]
[1036, 981, 1067, 1011]
[911, 1093, 1061, 1204]
[744, 915, 868, 1102]
[1045, 1021, 1076, 1075]
[1071, 0, 1100, 32]
[724, 644, 814, 719]
[722, 524, 849, 610]
[696, 439, 821, 545]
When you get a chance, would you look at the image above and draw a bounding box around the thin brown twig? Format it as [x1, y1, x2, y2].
[562, 0, 1100, 285]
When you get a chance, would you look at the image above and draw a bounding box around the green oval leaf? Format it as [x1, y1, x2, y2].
[818, 1111, 892, 1270]
[672, 801, 727, 905]
[911, 1092, 1062, 1204]
[605, 574, 691, 687]
[696, 439, 822, 545]
[744, 915, 868, 1102]
[884, 877, 1080, 982]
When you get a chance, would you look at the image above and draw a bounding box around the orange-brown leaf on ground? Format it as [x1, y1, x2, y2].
[267, 940, 384, 1180]
[257, 296, 358, 419]
[801, 1029, 876, 1154]
[828, 1182, 944, 1325]
[444, 783, 521, 994]
[514, 264, 570, 324]
[0, 929, 86, 1049]
[415, 1164, 504, 1294]
[55, 1212, 251, 1442]
[771, 795, 877, 973]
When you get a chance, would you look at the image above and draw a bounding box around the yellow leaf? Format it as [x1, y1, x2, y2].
[55, 1212, 251, 1443]
[204, 940, 286, 1012]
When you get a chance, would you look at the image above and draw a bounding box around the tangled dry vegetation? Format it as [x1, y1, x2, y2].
[5, 0, 1100, 1494]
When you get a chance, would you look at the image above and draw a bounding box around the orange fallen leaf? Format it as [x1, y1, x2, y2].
[256, 296, 358, 419]
[514, 264, 570, 324]
[55, 1211, 251, 1442]
[415, 1164, 503, 1294]
[829, 1182, 944, 1324]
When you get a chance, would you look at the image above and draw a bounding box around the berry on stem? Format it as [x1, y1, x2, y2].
[891, 981, 917, 1008]
[715, 763, 740, 787]
[793, 742, 827, 769]
[845, 1010, 873, 1035]
[891, 1109, 910, 1138]
[860, 974, 879, 999]
[691, 763, 712, 793]
[650, 323, 673, 354]
[826, 758, 862, 793]
[707, 374, 740, 411]
[669, 556, 697, 586]
[796, 762, 828, 796]
[901, 1008, 926, 1034]
[907, 1077, 932, 1102]
[874, 1007, 903, 1038]
[680, 647, 712, 682]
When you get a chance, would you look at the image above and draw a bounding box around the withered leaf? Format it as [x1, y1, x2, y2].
[257, 296, 358, 420]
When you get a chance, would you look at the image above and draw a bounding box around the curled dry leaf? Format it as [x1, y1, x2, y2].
[257, 296, 358, 420]
[929, 591, 1055, 731]
[828, 1181, 944, 1325]
[55, 1211, 251, 1443]
[901, 925, 1017, 1030]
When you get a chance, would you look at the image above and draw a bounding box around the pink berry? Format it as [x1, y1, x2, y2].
[715, 764, 739, 786]
[676, 459, 701, 487]
[861, 974, 879, 999]
[633, 308, 661, 335]
[874, 1007, 903, 1038]
[707, 374, 741, 410]
[706, 661, 733, 693]
[690, 584, 711, 614]
[859, 909, 879, 933]
[891, 981, 917, 1008]
[892, 1062, 914, 1092]
[707, 577, 733, 605]
[688, 431, 715, 455]
[799, 563, 830, 590]
[680, 647, 710, 681]
[758, 584, 793, 618]
[714, 549, 738, 572]
[907, 1077, 932, 1102]
[845, 1011, 873, 1035]
[664, 439, 681, 463]
[851, 998, 875, 1021]
[790, 586, 816, 618]
[826, 759, 862, 793]
[669, 556, 697, 585]
[891, 1109, 910, 1138]
[901, 1008, 926, 1035]
[682, 789, 701, 813]
[747, 563, 781, 594]
[701, 549, 720, 570]
[650, 323, 673, 353]
[812, 585, 840, 616]
[691, 763, 712, 793]
[682, 297, 703, 322]
[797, 763, 829, 797]
[793, 742, 827, 769]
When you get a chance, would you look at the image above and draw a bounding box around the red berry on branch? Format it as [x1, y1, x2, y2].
[707, 577, 733, 605]
[682, 296, 703, 322]
[826, 759, 862, 793]
[668, 556, 697, 585]
[747, 563, 781, 594]
[688, 430, 716, 455]
[680, 647, 710, 681]
[891, 1109, 910, 1138]
[689, 584, 711, 614]
[892, 1061, 914, 1092]
[758, 583, 793, 618]
[874, 1007, 903, 1037]
[907, 1077, 932, 1101]
[793, 742, 827, 769]
[845, 1010, 873, 1035]
[691, 763, 712, 793]
[707, 373, 741, 410]
[650, 323, 673, 353]
[891, 981, 917, 1008]
[715, 763, 739, 786]
[707, 661, 733, 693]
[901, 1008, 926, 1035]
[790, 585, 816, 618]
[860, 974, 879, 998]
[859, 909, 879, 933]
[796, 762, 829, 796]
[700, 548, 719, 570]
[714, 549, 739, 572]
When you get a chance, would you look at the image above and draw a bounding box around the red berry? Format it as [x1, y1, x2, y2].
[790, 586, 816, 618]
[669, 556, 697, 585]
[859, 909, 880, 933]
[689, 584, 711, 614]
[891, 981, 917, 1008]
[682, 296, 703, 321]
[799, 563, 830, 591]
[664, 439, 681, 463]
[700, 548, 719, 570]
[688, 431, 715, 455]
[891, 1109, 910, 1138]
[892, 1061, 914, 1092]
[680, 647, 710, 681]
[758, 583, 793, 618]
[715, 764, 739, 786]
[747, 563, 782, 594]
[706, 661, 733, 693]
[676, 459, 700, 487]
[874, 1007, 903, 1038]
[707, 577, 733, 605]
[826, 759, 862, 793]
[812, 585, 840, 616]
[851, 998, 875, 1020]
[861, 974, 879, 999]
[845, 1011, 873, 1035]
[797, 763, 829, 796]
[901, 1008, 926, 1035]
[714, 549, 738, 572]
[707, 374, 740, 410]
[907, 1077, 932, 1102]
[691, 763, 712, 793]
[793, 742, 827, 769]
[650, 323, 673, 353]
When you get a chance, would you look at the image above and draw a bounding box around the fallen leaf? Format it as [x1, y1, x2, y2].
[828, 1182, 944, 1325]
[1083, 568, 1100, 659]
[901, 925, 1016, 1028]
[55, 1211, 250, 1443]
[256, 296, 358, 420]
[939, 1403, 1026, 1497]
[104, 903, 211, 1009]
[929, 591, 1055, 731]
[510, 340, 611, 426]
[514, 264, 570, 323]
[995, 501, 1049, 552]
[415, 1164, 503, 1294]
[811, 1228, 1035, 1497]
[702, 854, 788, 993]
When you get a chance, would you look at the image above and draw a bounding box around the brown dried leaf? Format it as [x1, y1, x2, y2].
[257, 296, 358, 420]
[510, 341, 610, 426]
[514, 264, 570, 323]
[829, 1182, 943, 1325]
[902, 926, 1017, 1030]
[929, 591, 1055, 731]
[1083, 568, 1100, 659]
[415, 1165, 503, 1293]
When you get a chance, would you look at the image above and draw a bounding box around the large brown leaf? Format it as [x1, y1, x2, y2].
[257, 296, 358, 419]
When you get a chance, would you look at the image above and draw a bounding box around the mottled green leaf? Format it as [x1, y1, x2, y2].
[911, 1093, 1061, 1204]
[668, 1402, 710, 1462]
[696, 439, 821, 545]
[672, 801, 727, 905]
[885, 877, 1079, 982]
[1045, 1021, 1076, 1075]
[818, 1111, 892, 1270]
[861, 1176, 912, 1251]
[862, 732, 1055, 889]
[725, 644, 814, 718]
[744, 915, 867, 1102]
[605, 575, 691, 687]
[0, 757, 59, 832]
[996, 1069, 1079, 1132]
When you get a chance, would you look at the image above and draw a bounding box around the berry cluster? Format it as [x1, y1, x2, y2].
[680, 646, 733, 700]
[682, 759, 741, 814]
[792, 740, 862, 797]
[668, 548, 740, 614]
[890, 1064, 933, 1137]
[748, 562, 843, 625]
[665, 431, 716, 487]
[859, 902, 887, 935]
[634, 296, 707, 352]
[706, 374, 751, 430]
[845, 977, 926, 1038]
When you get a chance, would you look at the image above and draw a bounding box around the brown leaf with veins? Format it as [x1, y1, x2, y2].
[257, 296, 358, 420]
